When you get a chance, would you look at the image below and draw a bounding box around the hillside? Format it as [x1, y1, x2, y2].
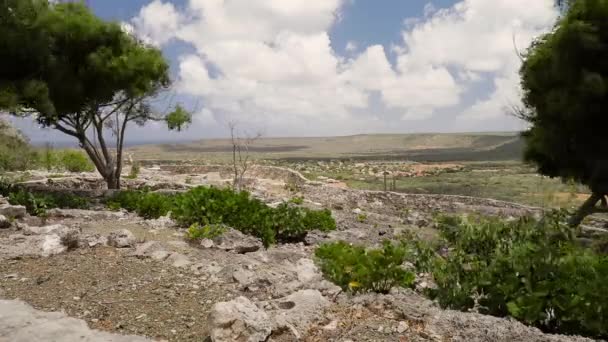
[127, 132, 524, 162]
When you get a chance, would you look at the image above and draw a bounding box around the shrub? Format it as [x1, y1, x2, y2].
[127, 161, 140, 179]
[106, 190, 173, 219]
[422, 212, 608, 338]
[112, 186, 337, 247]
[357, 213, 367, 223]
[6, 189, 89, 216]
[187, 223, 227, 240]
[57, 150, 94, 172]
[315, 241, 415, 294]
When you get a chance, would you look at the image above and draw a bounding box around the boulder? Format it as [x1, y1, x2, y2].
[0, 204, 26, 219]
[41, 234, 67, 257]
[107, 229, 137, 248]
[212, 228, 263, 254]
[208, 296, 272, 342]
[0, 299, 151, 342]
[0, 214, 11, 229]
[131, 241, 165, 258]
[271, 289, 330, 337]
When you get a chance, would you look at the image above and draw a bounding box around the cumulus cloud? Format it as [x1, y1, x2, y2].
[127, 0, 557, 135]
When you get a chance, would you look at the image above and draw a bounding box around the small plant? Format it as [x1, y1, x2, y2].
[187, 223, 227, 240]
[7, 189, 90, 216]
[357, 213, 367, 223]
[315, 241, 415, 294]
[289, 196, 304, 205]
[127, 161, 141, 179]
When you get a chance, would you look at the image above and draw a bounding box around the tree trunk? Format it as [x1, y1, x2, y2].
[568, 192, 603, 227]
[104, 172, 121, 190]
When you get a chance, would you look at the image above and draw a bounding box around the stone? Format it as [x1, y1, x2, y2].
[41, 235, 67, 257]
[0, 214, 10, 229]
[150, 250, 171, 261]
[295, 258, 322, 284]
[0, 299, 151, 342]
[0, 204, 26, 219]
[212, 228, 263, 254]
[208, 296, 272, 342]
[132, 241, 165, 258]
[397, 321, 409, 333]
[22, 224, 77, 237]
[233, 269, 256, 287]
[82, 234, 107, 248]
[166, 253, 191, 268]
[271, 290, 331, 335]
[144, 215, 176, 230]
[107, 229, 136, 248]
[200, 238, 215, 248]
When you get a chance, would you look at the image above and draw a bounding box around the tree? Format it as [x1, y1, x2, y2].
[0, 1, 191, 188]
[228, 121, 262, 192]
[518, 0, 608, 226]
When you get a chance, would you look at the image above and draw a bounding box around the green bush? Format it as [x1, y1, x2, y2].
[315, 241, 415, 294]
[187, 223, 227, 240]
[421, 212, 608, 338]
[56, 150, 94, 172]
[110, 186, 336, 247]
[289, 196, 304, 205]
[106, 190, 173, 219]
[7, 189, 89, 216]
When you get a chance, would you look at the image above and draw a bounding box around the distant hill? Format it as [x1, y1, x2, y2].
[127, 132, 524, 162]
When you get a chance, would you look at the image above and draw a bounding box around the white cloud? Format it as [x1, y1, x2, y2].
[131, 0, 182, 46]
[127, 0, 557, 136]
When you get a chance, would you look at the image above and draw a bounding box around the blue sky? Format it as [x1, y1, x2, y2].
[15, 0, 558, 144]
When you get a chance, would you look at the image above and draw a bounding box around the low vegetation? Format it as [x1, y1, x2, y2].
[414, 212, 607, 338]
[107, 186, 336, 246]
[316, 212, 607, 338]
[315, 241, 415, 294]
[1, 187, 90, 216]
[187, 223, 227, 240]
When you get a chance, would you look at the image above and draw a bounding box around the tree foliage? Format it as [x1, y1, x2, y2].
[519, 0, 608, 225]
[0, 0, 191, 188]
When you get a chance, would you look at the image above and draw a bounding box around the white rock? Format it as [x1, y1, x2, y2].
[0, 214, 10, 229]
[295, 258, 322, 284]
[107, 229, 136, 248]
[0, 204, 26, 219]
[397, 321, 409, 333]
[271, 289, 331, 334]
[132, 241, 165, 258]
[41, 235, 67, 257]
[0, 299, 151, 341]
[352, 208, 362, 214]
[150, 250, 170, 261]
[208, 296, 272, 342]
[213, 228, 263, 254]
[200, 238, 214, 248]
[166, 253, 191, 268]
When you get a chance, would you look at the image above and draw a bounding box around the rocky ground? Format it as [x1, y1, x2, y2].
[0, 167, 603, 342]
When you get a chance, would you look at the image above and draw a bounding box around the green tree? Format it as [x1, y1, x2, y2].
[518, 0, 608, 226]
[1, 1, 190, 188]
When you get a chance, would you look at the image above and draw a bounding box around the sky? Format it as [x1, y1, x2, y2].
[12, 0, 559, 145]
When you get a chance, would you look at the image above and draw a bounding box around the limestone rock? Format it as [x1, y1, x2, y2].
[295, 258, 322, 284]
[0, 204, 26, 219]
[212, 228, 263, 254]
[166, 253, 191, 268]
[271, 289, 330, 335]
[107, 229, 137, 248]
[0, 299, 151, 342]
[0, 214, 10, 229]
[208, 296, 272, 342]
